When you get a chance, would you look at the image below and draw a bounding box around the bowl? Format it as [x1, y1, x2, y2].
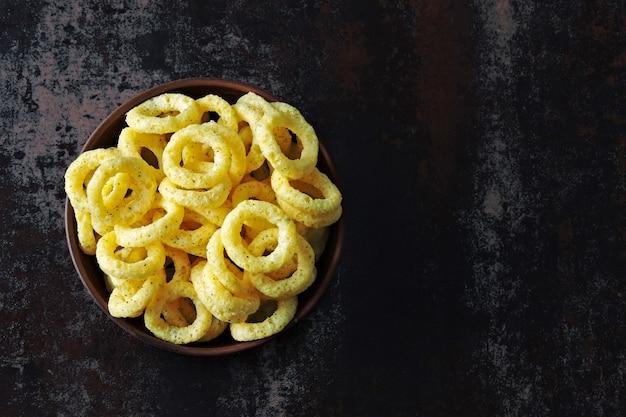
[65, 78, 345, 355]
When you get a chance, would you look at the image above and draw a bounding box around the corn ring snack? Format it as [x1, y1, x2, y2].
[160, 296, 227, 343]
[233, 103, 268, 175]
[231, 179, 277, 206]
[251, 98, 319, 179]
[271, 167, 343, 228]
[298, 225, 330, 262]
[86, 156, 157, 227]
[163, 123, 232, 189]
[144, 280, 213, 345]
[126, 93, 202, 134]
[108, 269, 165, 318]
[205, 232, 259, 299]
[189, 261, 249, 324]
[236, 92, 277, 119]
[182, 202, 231, 228]
[158, 176, 231, 209]
[180, 121, 247, 186]
[161, 207, 219, 258]
[164, 245, 192, 283]
[220, 200, 298, 273]
[114, 195, 184, 247]
[231, 180, 277, 236]
[117, 127, 167, 181]
[65, 147, 121, 213]
[162, 298, 196, 327]
[278, 196, 343, 229]
[245, 228, 316, 300]
[197, 316, 228, 342]
[196, 94, 239, 132]
[74, 209, 98, 255]
[103, 246, 150, 291]
[229, 297, 298, 342]
[190, 260, 260, 323]
[101, 172, 132, 209]
[96, 231, 166, 280]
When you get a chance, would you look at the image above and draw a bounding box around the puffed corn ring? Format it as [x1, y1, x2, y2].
[190, 260, 260, 323]
[163, 123, 233, 189]
[220, 200, 297, 273]
[126, 93, 202, 134]
[233, 101, 267, 174]
[108, 269, 165, 318]
[229, 297, 298, 342]
[205, 232, 258, 299]
[101, 172, 132, 209]
[117, 127, 167, 181]
[96, 231, 166, 280]
[245, 228, 316, 299]
[144, 280, 213, 345]
[75, 209, 98, 255]
[65, 147, 121, 213]
[196, 94, 239, 132]
[86, 156, 157, 227]
[164, 245, 192, 283]
[114, 195, 184, 247]
[251, 96, 319, 179]
[162, 207, 219, 258]
[158, 176, 231, 209]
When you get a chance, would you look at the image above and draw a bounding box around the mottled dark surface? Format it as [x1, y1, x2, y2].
[2, 0, 626, 415]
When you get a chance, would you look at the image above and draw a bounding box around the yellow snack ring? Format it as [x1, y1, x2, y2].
[229, 296, 298, 342]
[205, 231, 259, 299]
[64, 147, 121, 213]
[144, 280, 213, 345]
[117, 127, 167, 181]
[277, 195, 343, 229]
[196, 315, 228, 342]
[231, 179, 277, 206]
[220, 200, 297, 273]
[246, 228, 316, 299]
[253, 101, 319, 179]
[96, 231, 166, 280]
[114, 195, 184, 247]
[162, 122, 233, 189]
[161, 207, 219, 258]
[108, 269, 165, 318]
[233, 101, 268, 171]
[161, 298, 195, 327]
[75, 209, 97, 256]
[101, 172, 132, 209]
[214, 121, 247, 187]
[125, 93, 202, 134]
[86, 156, 157, 227]
[190, 260, 259, 323]
[196, 94, 239, 132]
[298, 225, 330, 261]
[164, 245, 192, 283]
[271, 167, 342, 217]
[182, 202, 232, 228]
[158, 176, 231, 210]
[188, 261, 246, 323]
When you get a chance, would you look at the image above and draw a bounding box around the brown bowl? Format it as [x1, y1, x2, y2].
[65, 78, 345, 355]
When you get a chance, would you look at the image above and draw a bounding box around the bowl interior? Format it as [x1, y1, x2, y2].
[65, 78, 345, 355]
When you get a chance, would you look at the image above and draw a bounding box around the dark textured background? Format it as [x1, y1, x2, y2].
[2, 1, 626, 416]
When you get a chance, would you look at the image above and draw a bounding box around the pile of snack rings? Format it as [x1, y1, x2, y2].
[65, 91, 342, 344]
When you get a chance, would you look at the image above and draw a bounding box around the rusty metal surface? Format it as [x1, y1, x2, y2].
[2, 1, 626, 415]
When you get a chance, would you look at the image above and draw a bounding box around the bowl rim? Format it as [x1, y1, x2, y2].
[64, 77, 345, 355]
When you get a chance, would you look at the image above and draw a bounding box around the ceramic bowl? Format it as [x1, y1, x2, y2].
[65, 78, 345, 355]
